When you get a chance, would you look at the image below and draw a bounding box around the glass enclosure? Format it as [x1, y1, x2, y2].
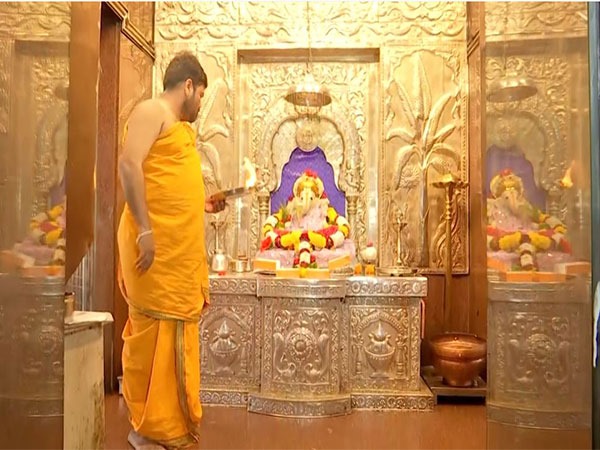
[484, 2, 593, 448]
[0, 2, 71, 448]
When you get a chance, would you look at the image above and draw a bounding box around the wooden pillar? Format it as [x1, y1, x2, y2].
[94, 3, 122, 391]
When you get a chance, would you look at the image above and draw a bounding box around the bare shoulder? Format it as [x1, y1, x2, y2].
[125, 99, 166, 136]
[129, 99, 165, 123]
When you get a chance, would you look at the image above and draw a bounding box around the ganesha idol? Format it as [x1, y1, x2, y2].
[0, 200, 66, 274]
[256, 170, 355, 271]
[487, 169, 572, 271]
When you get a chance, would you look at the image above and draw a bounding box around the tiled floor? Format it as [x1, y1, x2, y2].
[105, 395, 486, 450]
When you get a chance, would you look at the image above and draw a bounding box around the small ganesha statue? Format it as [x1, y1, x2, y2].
[12, 202, 66, 266]
[258, 170, 355, 268]
[487, 169, 571, 271]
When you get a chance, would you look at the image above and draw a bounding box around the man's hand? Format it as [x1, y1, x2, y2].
[136, 232, 155, 274]
[205, 192, 227, 213]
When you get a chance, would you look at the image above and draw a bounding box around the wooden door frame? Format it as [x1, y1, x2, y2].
[95, 2, 122, 391]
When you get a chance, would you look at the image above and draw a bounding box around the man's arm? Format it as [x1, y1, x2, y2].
[118, 102, 163, 233]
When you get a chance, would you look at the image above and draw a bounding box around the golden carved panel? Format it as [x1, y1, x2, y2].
[119, 37, 154, 148]
[155, 1, 465, 44]
[0, 39, 11, 134]
[484, 2, 587, 40]
[0, 2, 71, 40]
[381, 45, 468, 273]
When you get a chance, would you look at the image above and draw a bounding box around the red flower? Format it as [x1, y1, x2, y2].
[500, 168, 513, 177]
[321, 192, 328, 199]
[318, 225, 338, 238]
[304, 169, 318, 178]
[288, 195, 295, 202]
[260, 237, 272, 251]
[39, 221, 59, 232]
[326, 237, 334, 249]
[559, 239, 572, 254]
[487, 226, 501, 237]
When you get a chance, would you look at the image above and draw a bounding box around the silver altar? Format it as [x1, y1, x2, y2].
[200, 274, 433, 417]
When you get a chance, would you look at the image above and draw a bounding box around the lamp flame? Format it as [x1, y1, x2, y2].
[559, 162, 574, 189]
[242, 157, 256, 189]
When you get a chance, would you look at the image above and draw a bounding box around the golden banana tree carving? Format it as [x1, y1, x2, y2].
[385, 52, 460, 267]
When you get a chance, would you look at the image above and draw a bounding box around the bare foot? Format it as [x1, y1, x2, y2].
[128, 430, 166, 450]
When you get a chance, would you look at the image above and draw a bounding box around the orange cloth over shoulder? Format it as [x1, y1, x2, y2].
[117, 121, 210, 320]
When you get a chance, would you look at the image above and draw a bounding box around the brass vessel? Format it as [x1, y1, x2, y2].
[429, 332, 486, 387]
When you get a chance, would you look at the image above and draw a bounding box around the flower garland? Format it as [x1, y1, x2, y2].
[261, 206, 350, 267]
[260, 171, 350, 268]
[29, 203, 66, 265]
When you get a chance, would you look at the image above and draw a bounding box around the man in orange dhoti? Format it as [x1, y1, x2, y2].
[117, 52, 225, 449]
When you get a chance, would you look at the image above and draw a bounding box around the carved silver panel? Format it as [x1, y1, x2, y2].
[347, 299, 421, 392]
[488, 280, 591, 429]
[261, 296, 344, 397]
[200, 293, 261, 391]
[257, 278, 346, 299]
[203, 274, 429, 414]
[346, 276, 428, 297]
[352, 382, 434, 411]
[200, 389, 249, 407]
[247, 394, 351, 418]
[488, 279, 586, 304]
[487, 405, 590, 430]
[0, 275, 64, 444]
[210, 276, 257, 295]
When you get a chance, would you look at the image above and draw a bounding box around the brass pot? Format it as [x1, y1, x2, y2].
[429, 332, 486, 387]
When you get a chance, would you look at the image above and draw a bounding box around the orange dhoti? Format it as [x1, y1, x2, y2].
[117, 122, 209, 448]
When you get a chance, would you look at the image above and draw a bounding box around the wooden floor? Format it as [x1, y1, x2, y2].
[104, 395, 486, 449]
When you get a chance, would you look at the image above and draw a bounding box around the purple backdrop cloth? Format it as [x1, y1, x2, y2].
[485, 144, 546, 209]
[270, 146, 346, 216]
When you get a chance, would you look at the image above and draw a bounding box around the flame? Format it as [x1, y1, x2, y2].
[242, 157, 256, 189]
[559, 162, 574, 189]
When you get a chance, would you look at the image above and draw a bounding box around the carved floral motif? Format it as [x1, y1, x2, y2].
[262, 297, 342, 396]
[155, 2, 465, 44]
[0, 3, 71, 40]
[484, 2, 587, 39]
